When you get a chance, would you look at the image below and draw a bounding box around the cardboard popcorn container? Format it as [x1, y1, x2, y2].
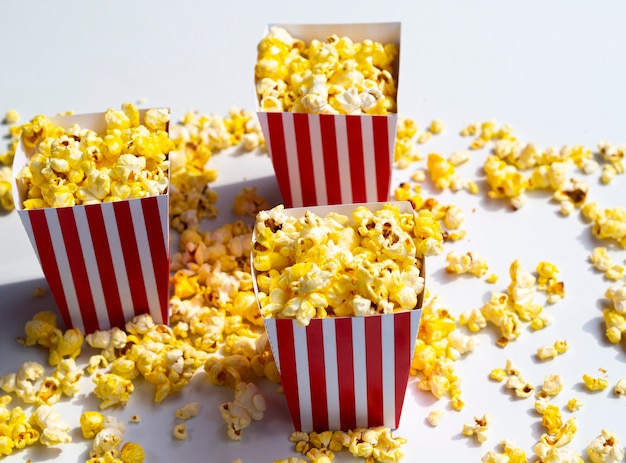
[12, 110, 171, 334]
[255, 22, 401, 208]
[251, 201, 424, 432]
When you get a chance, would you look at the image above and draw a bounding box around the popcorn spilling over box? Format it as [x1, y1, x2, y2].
[255, 22, 401, 208]
[12, 105, 172, 334]
[251, 201, 443, 432]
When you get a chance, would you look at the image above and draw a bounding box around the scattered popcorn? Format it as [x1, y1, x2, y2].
[614, 379, 626, 396]
[534, 443, 583, 463]
[220, 382, 266, 441]
[537, 340, 569, 361]
[567, 398, 584, 411]
[489, 368, 507, 382]
[445, 250, 488, 277]
[173, 423, 188, 440]
[586, 429, 625, 463]
[462, 413, 492, 444]
[29, 404, 71, 446]
[120, 442, 146, 463]
[482, 440, 527, 463]
[233, 186, 269, 217]
[3, 109, 19, 124]
[429, 119, 445, 135]
[427, 409, 444, 427]
[176, 402, 200, 420]
[590, 247, 625, 281]
[583, 374, 609, 392]
[93, 373, 134, 409]
[542, 374, 564, 396]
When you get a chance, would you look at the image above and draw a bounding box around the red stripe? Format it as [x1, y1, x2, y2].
[365, 315, 384, 426]
[57, 207, 99, 333]
[306, 319, 328, 430]
[372, 116, 393, 201]
[293, 113, 316, 207]
[275, 320, 302, 431]
[85, 204, 125, 329]
[393, 311, 413, 427]
[335, 317, 356, 430]
[266, 113, 293, 208]
[113, 201, 149, 314]
[141, 196, 170, 322]
[346, 116, 367, 203]
[320, 115, 342, 205]
[28, 210, 72, 329]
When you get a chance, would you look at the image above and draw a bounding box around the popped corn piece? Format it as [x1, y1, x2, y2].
[48, 327, 84, 366]
[219, 382, 266, 441]
[29, 404, 72, 446]
[92, 416, 126, 456]
[542, 374, 564, 396]
[590, 247, 625, 281]
[583, 374, 609, 392]
[120, 442, 146, 463]
[586, 429, 625, 463]
[272, 459, 307, 463]
[129, 414, 141, 423]
[3, 109, 19, 124]
[459, 308, 487, 332]
[80, 411, 106, 439]
[427, 409, 444, 427]
[537, 345, 558, 361]
[567, 398, 584, 411]
[462, 413, 491, 444]
[554, 340, 569, 354]
[86, 327, 128, 361]
[176, 402, 200, 420]
[417, 131, 432, 144]
[233, 187, 269, 217]
[483, 440, 528, 463]
[449, 150, 471, 166]
[489, 368, 507, 382]
[429, 119, 445, 134]
[534, 443, 583, 463]
[93, 373, 135, 409]
[411, 169, 426, 182]
[530, 314, 554, 330]
[614, 378, 626, 396]
[427, 152, 455, 189]
[445, 250, 488, 277]
[173, 423, 188, 440]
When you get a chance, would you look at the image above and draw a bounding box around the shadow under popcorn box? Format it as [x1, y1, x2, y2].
[11, 110, 170, 335]
[251, 201, 424, 433]
[256, 22, 401, 209]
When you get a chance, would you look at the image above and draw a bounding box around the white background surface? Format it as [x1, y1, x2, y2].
[1, 1, 626, 462]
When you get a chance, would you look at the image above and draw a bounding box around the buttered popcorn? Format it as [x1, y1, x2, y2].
[252, 203, 442, 326]
[16, 103, 172, 209]
[255, 26, 398, 115]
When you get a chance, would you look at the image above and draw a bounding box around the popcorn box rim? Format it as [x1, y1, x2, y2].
[255, 21, 402, 112]
[11, 108, 171, 212]
[250, 200, 426, 324]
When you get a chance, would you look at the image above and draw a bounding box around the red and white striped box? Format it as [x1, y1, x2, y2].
[256, 22, 401, 208]
[12, 111, 170, 334]
[252, 202, 424, 432]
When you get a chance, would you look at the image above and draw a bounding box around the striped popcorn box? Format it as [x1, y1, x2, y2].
[252, 202, 424, 432]
[12, 111, 170, 334]
[256, 22, 401, 208]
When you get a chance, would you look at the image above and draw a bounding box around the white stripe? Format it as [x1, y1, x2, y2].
[361, 117, 378, 202]
[410, 309, 422, 355]
[381, 314, 396, 427]
[19, 212, 39, 261]
[293, 321, 312, 432]
[263, 319, 280, 373]
[282, 113, 303, 207]
[129, 199, 162, 323]
[388, 115, 398, 159]
[45, 209, 83, 331]
[334, 116, 352, 203]
[158, 194, 169, 257]
[73, 207, 108, 329]
[308, 115, 328, 206]
[351, 316, 368, 427]
[322, 318, 340, 430]
[102, 202, 134, 323]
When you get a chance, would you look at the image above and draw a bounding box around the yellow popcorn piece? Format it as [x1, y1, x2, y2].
[462, 413, 492, 444]
[427, 409, 444, 427]
[120, 442, 146, 463]
[3, 109, 19, 124]
[489, 368, 507, 382]
[176, 402, 200, 420]
[93, 373, 134, 409]
[219, 382, 266, 441]
[81, 411, 106, 439]
[429, 119, 445, 135]
[534, 443, 583, 463]
[590, 247, 625, 281]
[482, 439, 527, 463]
[0, 166, 13, 211]
[173, 423, 188, 440]
[427, 152, 455, 189]
[29, 404, 71, 446]
[614, 378, 626, 396]
[483, 155, 528, 208]
[583, 374, 609, 392]
[542, 374, 564, 396]
[567, 397, 584, 411]
[91, 415, 126, 457]
[586, 429, 625, 463]
[233, 186, 269, 217]
[445, 250, 488, 277]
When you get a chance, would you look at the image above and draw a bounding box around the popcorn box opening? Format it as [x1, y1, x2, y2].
[255, 22, 401, 208]
[12, 110, 171, 334]
[251, 201, 423, 433]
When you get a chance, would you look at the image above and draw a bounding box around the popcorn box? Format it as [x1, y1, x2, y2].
[251, 201, 423, 432]
[256, 22, 401, 208]
[12, 111, 170, 334]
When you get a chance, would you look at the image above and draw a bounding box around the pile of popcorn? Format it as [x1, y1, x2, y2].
[252, 203, 444, 326]
[15, 103, 172, 209]
[255, 26, 398, 115]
